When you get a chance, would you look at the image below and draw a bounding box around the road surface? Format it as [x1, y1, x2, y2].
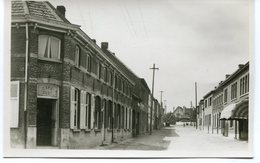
[95, 125, 252, 157]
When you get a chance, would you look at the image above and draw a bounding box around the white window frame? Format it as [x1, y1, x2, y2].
[80, 91, 86, 129]
[70, 86, 80, 129]
[38, 35, 61, 60]
[75, 46, 80, 67]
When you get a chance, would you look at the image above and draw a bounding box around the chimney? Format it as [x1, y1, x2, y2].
[238, 64, 244, 69]
[226, 74, 230, 79]
[91, 39, 96, 44]
[57, 6, 66, 17]
[101, 42, 108, 50]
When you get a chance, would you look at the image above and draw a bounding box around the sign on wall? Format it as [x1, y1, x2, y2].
[37, 84, 59, 98]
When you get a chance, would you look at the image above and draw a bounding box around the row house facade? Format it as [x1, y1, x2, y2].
[197, 100, 204, 130]
[197, 62, 249, 140]
[203, 91, 213, 133]
[10, 1, 163, 149]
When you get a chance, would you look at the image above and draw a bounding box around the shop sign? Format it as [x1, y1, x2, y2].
[37, 84, 59, 98]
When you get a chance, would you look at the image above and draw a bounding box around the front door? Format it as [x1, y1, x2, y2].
[239, 119, 248, 140]
[37, 99, 54, 146]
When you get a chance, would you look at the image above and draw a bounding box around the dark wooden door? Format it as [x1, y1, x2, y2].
[37, 99, 53, 146]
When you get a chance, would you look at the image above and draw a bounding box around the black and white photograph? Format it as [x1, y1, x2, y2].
[2, 0, 258, 159]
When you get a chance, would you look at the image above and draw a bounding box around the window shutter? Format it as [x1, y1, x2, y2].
[80, 91, 86, 129]
[10, 81, 19, 128]
[70, 86, 75, 129]
[90, 94, 95, 129]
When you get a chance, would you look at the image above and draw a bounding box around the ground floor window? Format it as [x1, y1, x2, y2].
[70, 87, 80, 129]
[94, 96, 102, 129]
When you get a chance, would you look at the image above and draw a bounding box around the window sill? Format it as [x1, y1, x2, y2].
[94, 129, 101, 132]
[240, 93, 249, 98]
[84, 129, 91, 133]
[72, 129, 81, 132]
[231, 98, 237, 102]
[38, 57, 62, 63]
[74, 66, 81, 70]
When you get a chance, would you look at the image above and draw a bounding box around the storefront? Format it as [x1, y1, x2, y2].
[220, 100, 248, 140]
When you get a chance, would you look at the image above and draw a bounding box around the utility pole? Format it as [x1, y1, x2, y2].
[195, 82, 198, 129]
[149, 64, 159, 135]
[160, 91, 164, 106]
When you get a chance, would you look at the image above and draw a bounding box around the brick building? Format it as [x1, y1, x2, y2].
[203, 91, 214, 133]
[219, 62, 249, 140]
[197, 99, 204, 130]
[197, 62, 249, 140]
[10, 1, 163, 149]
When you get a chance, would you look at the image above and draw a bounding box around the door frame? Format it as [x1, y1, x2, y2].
[36, 97, 59, 146]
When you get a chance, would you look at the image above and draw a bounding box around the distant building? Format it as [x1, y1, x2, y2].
[173, 106, 195, 125]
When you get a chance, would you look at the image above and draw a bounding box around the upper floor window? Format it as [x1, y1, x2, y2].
[75, 46, 80, 67]
[209, 97, 212, 106]
[98, 63, 102, 79]
[87, 54, 91, 72]
[103, 66, 107, 82]
[38, 35, 61, 60]
[240, 74, 249, 96]
[231, 82, 237, 100]
[107, 70, 112, 86]
[224, 89, 228, 103]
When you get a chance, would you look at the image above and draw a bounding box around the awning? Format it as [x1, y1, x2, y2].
[220, 99, 249, 120]
[232, 99, 248, 120]
[220, 103, 236, 120]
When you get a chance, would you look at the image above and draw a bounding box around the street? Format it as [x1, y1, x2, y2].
[96, 125, 251, 157]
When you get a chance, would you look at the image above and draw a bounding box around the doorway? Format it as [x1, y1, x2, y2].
[239, 119, 248, 140]
[37, 98, 57, 146]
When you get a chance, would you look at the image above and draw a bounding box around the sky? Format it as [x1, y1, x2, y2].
[49, 0, 250, 112]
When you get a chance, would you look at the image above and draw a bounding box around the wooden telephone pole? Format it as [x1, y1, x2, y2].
[150, 64, 159, 135]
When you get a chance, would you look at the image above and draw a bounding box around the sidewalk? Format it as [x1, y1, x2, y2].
[94, 125, 252, 157]
[166, 125, 251, 157]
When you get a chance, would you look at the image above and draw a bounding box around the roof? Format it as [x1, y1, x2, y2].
[220, 62, 249, 87]
[11, 1, 137, 85]
[11, 1, 78, 29]
[139, 78, 150, 92]
[102, 48, 138, 83]
[203, 90, 214, 99]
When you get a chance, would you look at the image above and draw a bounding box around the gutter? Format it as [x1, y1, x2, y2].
[24, 23, 29, 148]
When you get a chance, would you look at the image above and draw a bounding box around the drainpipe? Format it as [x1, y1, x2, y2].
[111, 70, 115, 143]
[24, 23, 29, 148]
